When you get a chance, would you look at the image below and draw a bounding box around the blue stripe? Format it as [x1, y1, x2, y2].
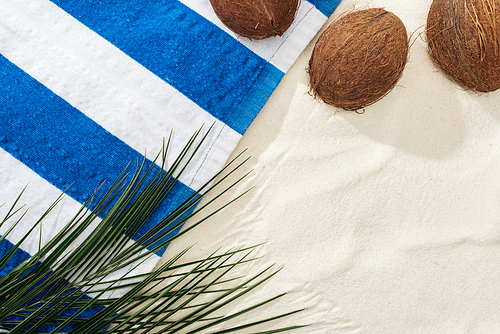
[0, 54, 194, 256]
[231, 65, 283, 132]
[0, 238, 106, 332]
[308, 0, 342, 17]
[49, 0, 283, 135]
[0, 237, 31, 277]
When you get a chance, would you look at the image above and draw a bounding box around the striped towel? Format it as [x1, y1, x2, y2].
[0, 0, 340, 327]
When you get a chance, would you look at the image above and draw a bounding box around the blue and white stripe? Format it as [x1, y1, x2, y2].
[0, 0, 341, 320]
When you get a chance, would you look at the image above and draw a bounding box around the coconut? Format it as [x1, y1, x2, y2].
[209, 0, 299, 39]
[308, 8, 409, 111]
[426, 0, 500, 92]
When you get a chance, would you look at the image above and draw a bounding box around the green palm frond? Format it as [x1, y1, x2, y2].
[0, 127, 304, 333]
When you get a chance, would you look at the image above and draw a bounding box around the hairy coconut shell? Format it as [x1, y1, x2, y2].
[308, 8, 409, 111]
[209, 0, 299, 39]
[426, 0, 500, 92]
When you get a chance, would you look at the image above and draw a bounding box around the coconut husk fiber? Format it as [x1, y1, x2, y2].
[426, 0, 500, 92]
[308, 8, 409, 111]
[209, 0, 300, 39]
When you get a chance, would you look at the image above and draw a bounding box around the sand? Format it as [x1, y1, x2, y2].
[160, 0, 500, 332]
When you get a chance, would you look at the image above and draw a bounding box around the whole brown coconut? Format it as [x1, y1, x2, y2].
[426, 0, 500, 92]
[308, 8, 409, 111]
[209, 0, 299, 39]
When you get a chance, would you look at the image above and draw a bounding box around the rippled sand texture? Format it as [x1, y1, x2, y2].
[161, 0, 500, 332]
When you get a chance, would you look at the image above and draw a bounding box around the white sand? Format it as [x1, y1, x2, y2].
[160, 0, 500, 332]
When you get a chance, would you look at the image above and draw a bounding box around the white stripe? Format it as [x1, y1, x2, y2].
[0, 0, 242, 191]
[0, 149, 84, 257]
[0, 148, 160, 297]
[179, 0, 328, 72]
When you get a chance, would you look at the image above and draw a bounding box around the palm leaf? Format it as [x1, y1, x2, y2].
[0, 126, 304, 333]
